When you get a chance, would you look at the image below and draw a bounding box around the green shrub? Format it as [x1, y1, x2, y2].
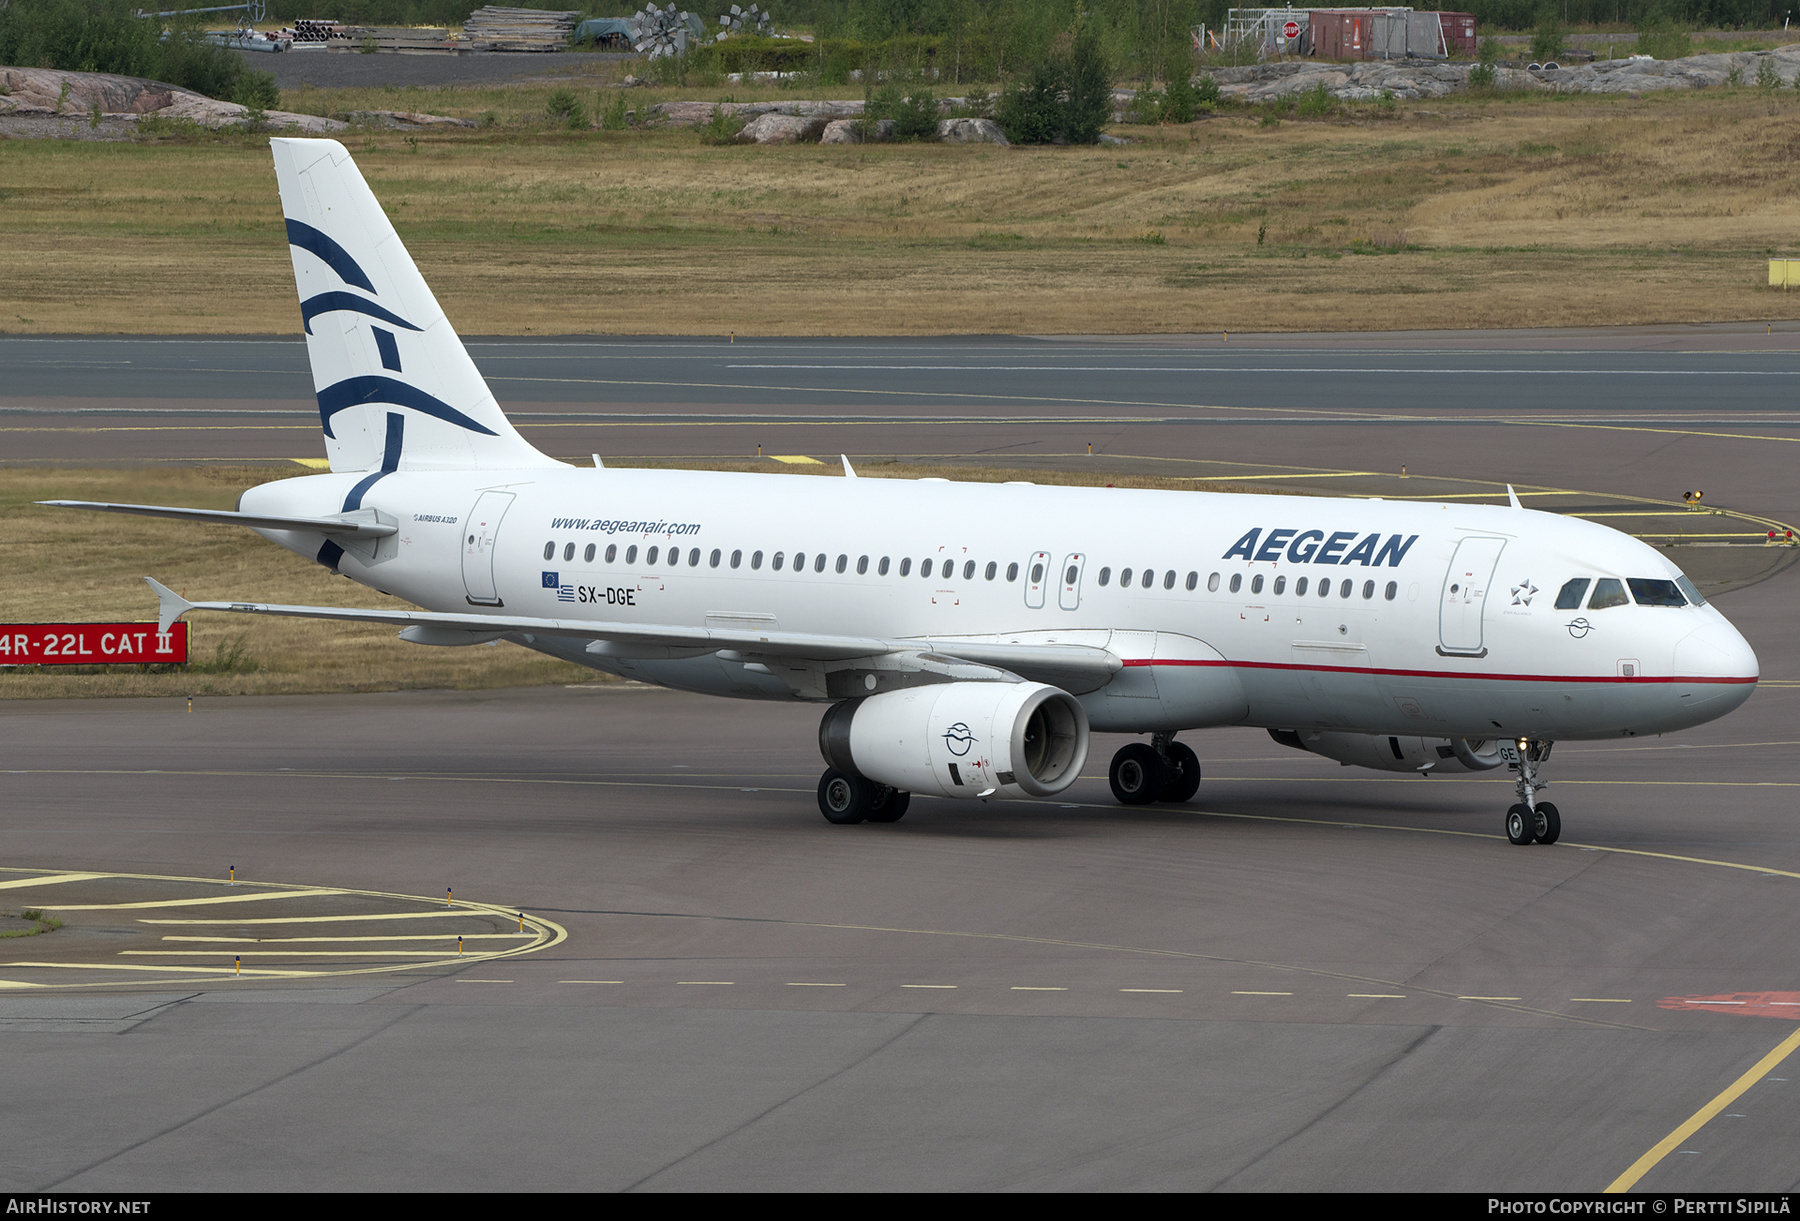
[1125, 87, 1162, 124]
[545, 86, 587, 129]
[1755, 56, 1781, 90]
[1163, 74, 1200, 124]
[1529, 9, 1567, 62]
[1635, 15, 1691, 61]
[1296, 80, 1333, 117]
[698, 104, 745, 145]
[233, 69, 280, 112]
[1469, 37, 1501, 90]
[997, 22, 1110, 146]
[600, 91, 630, 130]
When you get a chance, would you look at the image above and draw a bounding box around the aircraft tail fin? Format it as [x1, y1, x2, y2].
[270, 138, 558, 475]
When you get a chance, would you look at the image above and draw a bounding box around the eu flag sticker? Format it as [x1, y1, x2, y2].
[541, 571, 560, 588]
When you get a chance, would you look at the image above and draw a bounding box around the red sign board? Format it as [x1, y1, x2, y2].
[1283, 19, 1300, 37]
[0, 623, 188, 666]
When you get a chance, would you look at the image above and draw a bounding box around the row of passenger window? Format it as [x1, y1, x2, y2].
[541, 539, 1403, 602]
[542, 539, 1025, 581]
[1553, 576, 1700, 611]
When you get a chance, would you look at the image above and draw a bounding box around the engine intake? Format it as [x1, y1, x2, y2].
[820, 682, 1089, 799]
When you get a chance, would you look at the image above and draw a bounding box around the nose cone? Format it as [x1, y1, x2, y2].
[1673, 618, 1759, 721]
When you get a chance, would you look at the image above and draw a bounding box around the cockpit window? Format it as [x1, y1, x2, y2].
[1587, 578, 1629, 609]
[1676, 575, 1708, 607]
[1628, 578, 1687, 607]
[1554, 578, 1590, 610]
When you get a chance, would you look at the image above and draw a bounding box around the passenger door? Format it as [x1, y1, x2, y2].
[1438, 535, 1506, 657]
[462, 490, 515, 606]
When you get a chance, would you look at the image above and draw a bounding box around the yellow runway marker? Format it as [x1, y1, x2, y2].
[786, 982, 845, 987]
[902, 984, 957, 989]
[291, 457, 330, 468]
[456, 979, 512, 984]
[1350, 993, 1406, 999]
[1233, 991, 1294, 996]
[677, 980, 734, 985]
[559, 980, 623, 984]
[768, 454, 822, 464]
[1012, 987, 1067, 992]
[1121, 989, 1183, 994]
[1460, 996, 1524, 1002]
[1607, 1026, 1800, 1193]
[0, 872, 105, 891]
[1572, 998, 1634, 1003]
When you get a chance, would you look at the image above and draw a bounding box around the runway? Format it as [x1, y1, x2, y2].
[3, 328, 1799, 1191]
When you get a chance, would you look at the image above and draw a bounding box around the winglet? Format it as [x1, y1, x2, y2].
[146, 577, 195, 634]
[841, 455, 857, 478]
[1506, 484, 1523, 510]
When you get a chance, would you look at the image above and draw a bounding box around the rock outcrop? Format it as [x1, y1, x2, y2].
[936, 117, 1008, 144]
[736, 112, 830, 143]
[1193, 43, 1800, 103]
[0, 66, 347, 131]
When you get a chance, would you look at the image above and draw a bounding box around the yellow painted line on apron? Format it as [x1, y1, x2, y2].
[0, 872, 105, 891]
[160, 943, 532, 950]
[141, 911, 511, 924]
[4, 961, 320, 977]
[46, 889, 345, 911]
[121, 950, 514, 958]
[1606, 1026, 1800, 1193]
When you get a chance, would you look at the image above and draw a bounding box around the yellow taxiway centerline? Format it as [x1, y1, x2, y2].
[1607, 1026, 1800, 1193]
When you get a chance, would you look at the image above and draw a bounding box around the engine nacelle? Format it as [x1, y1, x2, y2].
[820, 682, 1090, 800]
[1268, 729, 1505, 775]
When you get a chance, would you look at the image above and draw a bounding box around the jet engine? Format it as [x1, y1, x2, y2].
[820, 682, 1089, 799]
[1267, 729, 1505, 774]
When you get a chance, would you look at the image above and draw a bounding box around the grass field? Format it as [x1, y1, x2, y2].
[3, 76, 1799, 336]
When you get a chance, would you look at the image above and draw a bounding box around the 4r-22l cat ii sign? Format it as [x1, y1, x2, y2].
[0, 623, 188, 665]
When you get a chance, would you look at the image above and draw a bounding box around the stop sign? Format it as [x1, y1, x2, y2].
[1283, 19, 1300, 37]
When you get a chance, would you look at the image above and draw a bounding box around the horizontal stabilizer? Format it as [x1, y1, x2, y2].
[41, 501, 398, 538]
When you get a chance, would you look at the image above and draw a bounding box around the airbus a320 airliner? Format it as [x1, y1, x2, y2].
[46, 139, 1759, 842]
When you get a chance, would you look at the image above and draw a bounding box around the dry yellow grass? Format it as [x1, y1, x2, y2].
[1, 86, 1798, 335]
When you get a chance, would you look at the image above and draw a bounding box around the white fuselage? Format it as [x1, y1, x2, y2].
[242, 465, 1759, 742]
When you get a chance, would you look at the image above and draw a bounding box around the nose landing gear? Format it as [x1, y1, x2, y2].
[1502, 739, 1560, 845]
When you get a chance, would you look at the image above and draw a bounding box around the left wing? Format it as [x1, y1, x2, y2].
[144, 579, 1123, 694]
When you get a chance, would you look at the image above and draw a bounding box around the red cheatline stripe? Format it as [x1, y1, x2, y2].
[1117, 658, 1756, 685]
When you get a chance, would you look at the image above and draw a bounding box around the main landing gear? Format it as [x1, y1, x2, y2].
[817, 768, 911, 825]
[1502, 739, 1561, 846]
[1108, 734, 1202, 806]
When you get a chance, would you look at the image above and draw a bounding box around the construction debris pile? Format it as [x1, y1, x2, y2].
[462, 6, 581, 51]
